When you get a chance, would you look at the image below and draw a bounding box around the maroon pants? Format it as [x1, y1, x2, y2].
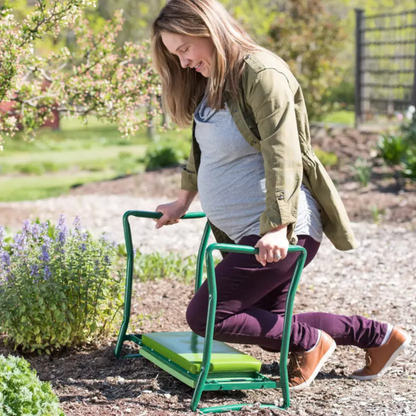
[186, 235, 387, 352]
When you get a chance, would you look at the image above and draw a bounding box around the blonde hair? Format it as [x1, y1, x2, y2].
[151, 0, 263, 127]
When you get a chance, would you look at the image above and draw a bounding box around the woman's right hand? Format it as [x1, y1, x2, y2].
[154, 200, 188, 229]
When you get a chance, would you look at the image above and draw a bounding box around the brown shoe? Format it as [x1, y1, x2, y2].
[288, 331, 336, 390]
[350, 326, 411, 381]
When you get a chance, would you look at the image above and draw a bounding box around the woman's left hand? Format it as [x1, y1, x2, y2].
[254, 225, 289, 267]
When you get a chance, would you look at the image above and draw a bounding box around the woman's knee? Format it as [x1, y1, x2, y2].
[186, 303, 207, 337]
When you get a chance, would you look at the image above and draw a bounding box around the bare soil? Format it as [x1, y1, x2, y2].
[0, 125, 415, 416]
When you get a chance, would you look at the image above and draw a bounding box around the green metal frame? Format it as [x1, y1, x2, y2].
[115, 210, 307, 414]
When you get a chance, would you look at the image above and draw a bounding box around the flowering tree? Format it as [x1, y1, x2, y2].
[0, 0, 161, 150]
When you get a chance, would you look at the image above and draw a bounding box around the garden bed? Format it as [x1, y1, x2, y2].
[0, 125, 415, 415]
[1, 222, 414, 416]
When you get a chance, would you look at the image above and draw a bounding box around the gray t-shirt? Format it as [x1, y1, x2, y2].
[194, 95, 323, 244]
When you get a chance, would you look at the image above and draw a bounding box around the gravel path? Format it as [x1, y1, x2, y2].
[1, 195, 210, 255]
[1, 194, 415, 415]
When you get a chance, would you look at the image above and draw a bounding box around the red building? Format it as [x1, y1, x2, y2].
[0, 79, 60, 130]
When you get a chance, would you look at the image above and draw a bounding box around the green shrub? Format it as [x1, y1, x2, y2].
[42, 161, 61, 172]
[0, 216, 123, 353]
[0, 354, 64, 416]
[313, 147, 338, 168]
[79, 160, 108, 172]
[111, 151, 142, 176]
[17, 162, 46, 175]
[144, 142, 185, 171]
[16, 161, 61, 175]
[377, 134, 407, 167]
[324, 81, 355, 110]
[378, 113, 416, 183]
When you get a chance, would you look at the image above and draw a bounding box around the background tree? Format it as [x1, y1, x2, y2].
[88, 0, 166, 44]
[3, 0, 412, 150]
[0, 0, 161, 149]
[267, 0, 347, 121]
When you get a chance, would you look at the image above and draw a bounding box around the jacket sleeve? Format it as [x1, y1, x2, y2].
[180, 137, 199, 191]
[245, 68, 303, 236]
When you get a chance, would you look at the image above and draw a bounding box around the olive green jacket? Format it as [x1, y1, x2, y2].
[181, 51, 357, 251]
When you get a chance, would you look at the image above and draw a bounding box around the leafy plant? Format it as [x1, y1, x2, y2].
[42, 161, 61, 172]
[313, 147, 338, 168]
[403, 151, 416, 180]
[132, 250, 198, 284]
[17, 162, 47, 175]
[113, 243, 221, 284]
[400, 108, 416, 144]
[0, 354, 64, 416]
[111, 151, 143, 176]
[14, 161, 61, 175]
[0, 215, 123, 353]
[144, 142, 185, 171]
[351, 157, 372, 187]
[377, 134, 407, 167]
[370, 205, 385, 225]
[378, 111, 416, 185]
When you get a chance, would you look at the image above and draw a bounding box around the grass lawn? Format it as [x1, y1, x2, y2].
[0, 111, 359, 202]
[0, 117, 191, 202]
[0, 171, 122, 202]
[320, 110, 355, 126]
[1, 144, 146, 166]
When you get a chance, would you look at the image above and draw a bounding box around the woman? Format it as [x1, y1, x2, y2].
[151, 0, 411, 390]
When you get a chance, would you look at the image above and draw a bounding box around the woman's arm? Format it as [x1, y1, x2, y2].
[245, 67, 303, 264]
[245, 68, 303, 236]
[155, 189, 198, 229]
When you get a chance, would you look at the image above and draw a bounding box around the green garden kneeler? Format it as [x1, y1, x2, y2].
[114, 210, 308, 414]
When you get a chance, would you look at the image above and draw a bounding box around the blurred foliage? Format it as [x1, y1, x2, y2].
[114, 244, 221, 285]
[321, 110, 355, 126]
[324, 81, 355, 110]
[84, 0, 166, 45]
[144, 141, 188, 171]
[221, 0, 281, 43]
[351, 157, 372, 187]
[6, 0, 416, 131]
[5, 0, 72, 56]
[1, 1, 162, 147]
[377, 134, 407, 167]
[313, 147, 338, 168]
[0, 355, 64, 416]
[267, 0, 347, 121]
[378, 111, 416, 187]
[132, 250, 198, 284]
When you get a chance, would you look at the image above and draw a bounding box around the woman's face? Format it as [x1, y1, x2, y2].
[161, 32, 215, 78]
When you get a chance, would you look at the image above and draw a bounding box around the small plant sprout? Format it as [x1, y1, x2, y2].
[351, 157, 372, 187]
